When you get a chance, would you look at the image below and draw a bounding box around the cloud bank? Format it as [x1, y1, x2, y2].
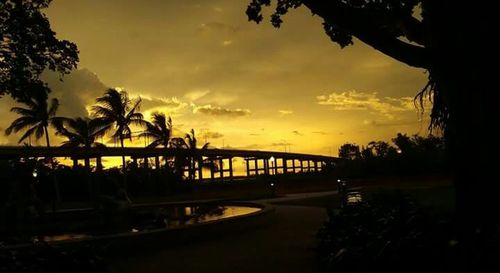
[317, 90, 416, 119]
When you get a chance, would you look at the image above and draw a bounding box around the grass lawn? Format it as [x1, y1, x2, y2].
[273, 174, 454, 212]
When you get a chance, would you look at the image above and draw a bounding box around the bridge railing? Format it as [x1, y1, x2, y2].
[0, 146, 340, 180]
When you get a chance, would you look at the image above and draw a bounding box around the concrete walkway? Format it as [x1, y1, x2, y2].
[109, 204, 327, 273]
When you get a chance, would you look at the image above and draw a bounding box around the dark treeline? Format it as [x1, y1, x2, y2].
[336, 133, 448, 178]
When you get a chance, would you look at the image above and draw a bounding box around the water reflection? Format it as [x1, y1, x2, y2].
[35, 233, 92, 242]
[149, 205, 261, 229]
[31, 205, 261, 243]
[347, 192, 363, 204]
[183, 206, 261, 225]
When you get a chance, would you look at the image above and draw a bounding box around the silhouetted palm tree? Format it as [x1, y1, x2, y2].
[54, 117, 109, 170]
[139, 112, 172, 148]
[5, 94, 59, 147]
[54, 117, 108, 149]
[185, 129, 209, 150]
[92, 88, 145, 168]
[170, 129, 209, 180]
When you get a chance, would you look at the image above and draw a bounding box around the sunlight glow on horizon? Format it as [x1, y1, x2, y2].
[0, 0, 431, 159]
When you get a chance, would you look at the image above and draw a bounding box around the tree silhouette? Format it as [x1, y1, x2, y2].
[360, 145, 374, 160]
[392, 133, 414, 155]
[5, 93, 59, 147]
[367, 141, 395, 158]
[170, 129, 209, 180]
[53, 117, 108, 169]
[247, 0, 496, 230]
[139, 112, 172, 148]
[0, 0, 79, 101]
[338, 143, 361, 160]
[92, 88, 145, 168]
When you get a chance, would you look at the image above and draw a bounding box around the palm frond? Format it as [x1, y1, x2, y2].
[35, 125, 45, 139]
[10, 107, 35, 116]
[5, 117, 39, 135]
[170, 137, 189, 149]
[200, 142, 210, 150]
[91, 105, 117, 119]
[147, 139, 163, 148]
[48, 98, 59, 117]
[127, 98, 142, 116]
[18, 126, 39, 143]
[92, 142, 107, 148]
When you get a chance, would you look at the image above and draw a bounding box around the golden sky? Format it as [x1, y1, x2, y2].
[0, 0, 430, 156]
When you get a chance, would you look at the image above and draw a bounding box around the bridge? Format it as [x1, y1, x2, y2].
[0, 146, 340, 181]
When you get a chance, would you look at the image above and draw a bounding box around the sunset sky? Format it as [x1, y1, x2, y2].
[0, 0, 430, 156]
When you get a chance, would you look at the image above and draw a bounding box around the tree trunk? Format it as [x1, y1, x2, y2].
[119, 135, 129, 193]
[120, 135, 126, 169]
[44, 126, 50, 148]
[84, 157, 91, 170]
[430, 3, 498, 233]
[43, 125, 61, 209]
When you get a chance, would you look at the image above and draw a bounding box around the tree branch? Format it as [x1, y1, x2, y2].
[303, 0, 429, 68]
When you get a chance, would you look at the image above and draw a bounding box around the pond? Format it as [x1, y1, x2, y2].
[30, 204, 262, 243]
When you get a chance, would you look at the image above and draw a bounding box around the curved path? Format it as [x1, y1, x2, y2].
[108, 200, 329, 273]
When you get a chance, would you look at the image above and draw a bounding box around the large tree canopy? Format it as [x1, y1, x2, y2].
[0, 0, 79, 101]
[246, 0, 491, 132]
[247, 0, 427, 67]
[247, 0, 497, 232]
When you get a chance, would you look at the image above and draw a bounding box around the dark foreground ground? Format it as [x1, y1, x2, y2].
[106, 174, 453, 273]
[108, 204, 327, 273]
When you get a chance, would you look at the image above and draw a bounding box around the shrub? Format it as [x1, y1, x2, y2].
[317, 192, 500, 273]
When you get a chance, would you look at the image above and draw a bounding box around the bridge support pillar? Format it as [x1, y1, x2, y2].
[245, 158, 250, 177]
[292, 159, 296, 174]
[96, 157, 103, 171]
[228, 157, 233, 180]
[198, 157, 203, 181]
[155, 156, 160, 170]
[210, 159, 215, 181]
[282, 158, 287, 174]
[300, 160, 304, 173]
[219, 158, 224, 179]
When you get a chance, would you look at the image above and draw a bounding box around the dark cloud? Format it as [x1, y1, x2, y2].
[292, 130, 303, 136]
[43, 69, 108, 118]
[192, 104, 250, 117]
[200, 130, 224, 139]
[270, 142, 293, 147]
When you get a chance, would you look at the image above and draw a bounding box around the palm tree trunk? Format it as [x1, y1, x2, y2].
[119, 134, 129, 194]
[120, 135, 126, 169]
[44, 126, 50, 147]
[43, 125, 60, 209]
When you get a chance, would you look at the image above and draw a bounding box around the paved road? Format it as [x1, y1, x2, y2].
[257, 190, 339, 203]
[108, 204, 327, 273]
